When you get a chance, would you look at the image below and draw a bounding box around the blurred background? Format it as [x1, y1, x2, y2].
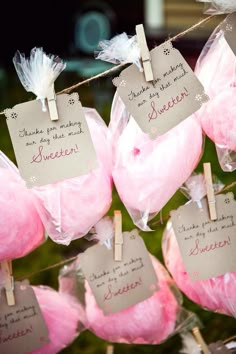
[0, 0, 235, 353]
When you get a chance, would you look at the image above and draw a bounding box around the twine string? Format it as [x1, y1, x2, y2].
[15, 179, 236, 280]
[0, 14, 216, 114]
[3, 12, 233, 281]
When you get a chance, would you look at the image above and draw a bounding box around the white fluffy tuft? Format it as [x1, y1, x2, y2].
[13, 47, 66, 109]
[198, 0, 236, 13]
[213, 0, 236, 12]
[181, 174, 207, 202]
[96, 33, 142, 71]
[180, 332, 201, 354]
[88, 217, 114, 248]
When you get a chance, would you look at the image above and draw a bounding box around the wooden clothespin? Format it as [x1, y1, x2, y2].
[203, 162, 217, 221]
[106, 344, 114, 354]
[47, 84, 59, 121]
[135, 24, 154, 82]
[192, 327, 209, 354]
[114, 210, 123, 262]
[1, 260, 15, 306]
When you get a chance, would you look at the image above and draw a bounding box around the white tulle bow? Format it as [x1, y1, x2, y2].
[13, 47, 66, 111]
[96, 32, 142, 71]
[182, 174, 207, 204]
[180, 332, 201, 354]
[198, 0, 236, 13]
[86, 217, 114, 249]
[181, 173, 224, 208]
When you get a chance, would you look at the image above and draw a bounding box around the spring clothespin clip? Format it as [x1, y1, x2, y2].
[114, 210, 123, 262]
[203, 162, 217, 221]
[135, 24, 154, 82]
[1, 260, 15, 306]
[47, 84, 59, 121]
[106, 344, 114, 354]
[192, 327, 210, 354]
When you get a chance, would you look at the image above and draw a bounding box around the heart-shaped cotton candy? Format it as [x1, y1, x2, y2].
[32, 107, 112, 245]
[0, 153, 44, 260]
[162, 223, 236, 318]
[109, 94, 202, 230]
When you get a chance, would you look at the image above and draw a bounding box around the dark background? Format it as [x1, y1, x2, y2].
[0, 0, 144, 67]
[0, 0, 221, 68]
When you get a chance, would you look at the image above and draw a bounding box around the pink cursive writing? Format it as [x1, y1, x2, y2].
[188, 237, 231, 257]
[0, 326, 32, 344]
[148, 87, 189, 121]
[103, 278, 142, 301]
[31, 144, 79, 164]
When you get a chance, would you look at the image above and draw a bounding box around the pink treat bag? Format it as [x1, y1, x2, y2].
[162, 221, 236, 318]
[59, 251, 195, 345]
[0, 151, 44, 260]
[32, 107, 112, 245]
[109, 93, 203, 230]
[28, 286, 85, 354]
[195, 20, 236, 171]
[84, 255, 179, 344]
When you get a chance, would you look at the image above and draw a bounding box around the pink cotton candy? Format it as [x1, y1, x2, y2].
[32, 107, 112, 245]
[0, 157, 44, 261]
[199, 88, 236, 151]
[84, 255, 179, 344]
[29, 286, 84, 354]
[194, 27, 236, 168]
[162, 223, 236, 318]
[109, 94, 203, 230]
[195, 29, 235, 99]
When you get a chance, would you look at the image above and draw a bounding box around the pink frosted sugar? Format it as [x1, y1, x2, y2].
[32, 107, 112, 245]
[85, 255, 179, 344]
[29, 286, 84, 354]
[0, 167, 44, 261]
[109, 94, 202, 229]
[162, 224, 236, 317]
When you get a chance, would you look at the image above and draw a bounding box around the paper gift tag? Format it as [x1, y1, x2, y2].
[113, 42, 208, 138]
[5, 93, 98, 187]
[171, 193, 236, 281]
[80, 229, 158, 314]
[222, 12, 236, 56]
[0, 281, 49, 354]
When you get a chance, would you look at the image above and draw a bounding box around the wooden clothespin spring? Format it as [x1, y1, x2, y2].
[192, 327, 209, 354]
[114, 211, 123, 262]
[47, 84, 59, 121]
[1, 260, 15, 306]
[135, 24, 154, 82]
[203, 162, 217, 221]
[106, 344, 114, 354]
